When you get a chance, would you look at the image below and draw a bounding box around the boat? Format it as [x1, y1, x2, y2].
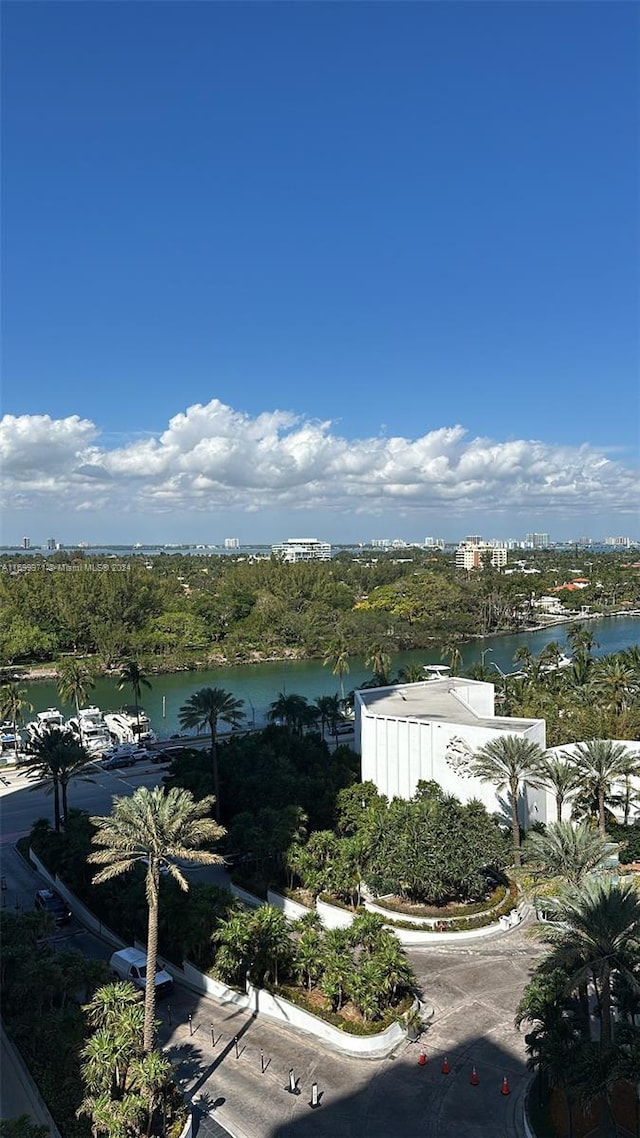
[67, 706, 112, 755]
[104, 706, 157, 746]
[25, 708, 70, 745]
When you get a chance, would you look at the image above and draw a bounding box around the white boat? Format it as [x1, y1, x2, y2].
[25, 708, 70, 745]
[104, 707, 157, 746]
[68, 706, 112, 755]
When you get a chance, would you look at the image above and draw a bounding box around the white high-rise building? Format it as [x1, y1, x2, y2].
[525, 533, 550, 549]
[224, 538, 240, 549]
[272, 538, 332, 563]
[455, 540, 507, 571]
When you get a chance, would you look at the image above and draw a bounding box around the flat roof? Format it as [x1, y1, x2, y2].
[357, 679, 539, 734]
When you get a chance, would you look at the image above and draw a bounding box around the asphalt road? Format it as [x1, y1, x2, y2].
[0, 765, 541, 1138]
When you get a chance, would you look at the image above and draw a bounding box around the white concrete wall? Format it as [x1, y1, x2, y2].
[229, 882, 264, 908]
[360, 690, 548, 826]
[316, 897, 355, 929]
[251, 985, 410, 1057]
[267, 889, 313, 921]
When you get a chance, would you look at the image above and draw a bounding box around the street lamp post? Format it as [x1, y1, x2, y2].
[481, 648, 493, 669]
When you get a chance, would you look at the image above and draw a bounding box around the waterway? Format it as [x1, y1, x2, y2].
[19, 615, 640, 741]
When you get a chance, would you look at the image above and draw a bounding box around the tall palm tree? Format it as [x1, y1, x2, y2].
[323, 640, 350, 701]
[566, 739, 637, 837]
[523, 821, 614, 887]
[365, 643, 391, 685]
[26, 727, 94, 830]
[538, 878, 640, 1049]
[567, 623, 597, 662]
[0, 682, 32, 763]
[89, 786, 224, 1052]
[57, 659, 96, 748]
[117, 661, 152, 740]
[313, 694, 341, 738]
[266, 692, 310, 736]
[536, 754, 582, 822]
[469, 735, 545, 866]
[619, 748, 640, 826]
[177, 687, 245, 823]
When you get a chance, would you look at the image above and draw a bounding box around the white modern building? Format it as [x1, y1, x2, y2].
[355, 678, 549, 828]
[271, 538, 332, 563]
[455, 540, 507, 571]
[224, 538, 240, 549]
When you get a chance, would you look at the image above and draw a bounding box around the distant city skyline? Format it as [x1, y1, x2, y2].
[2, 4, 638, 543]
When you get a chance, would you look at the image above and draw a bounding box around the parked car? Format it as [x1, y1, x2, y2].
[34, 887, 72, 925]
[130, 748, 153, 763]
[103, 753, 136, 769]
[150, 750, 172, 764]
[109, 948, 173, 996]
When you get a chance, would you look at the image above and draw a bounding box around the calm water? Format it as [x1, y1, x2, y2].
[21, 616, 640, 740]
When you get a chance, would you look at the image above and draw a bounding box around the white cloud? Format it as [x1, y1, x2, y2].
[1, 400, 638, 528]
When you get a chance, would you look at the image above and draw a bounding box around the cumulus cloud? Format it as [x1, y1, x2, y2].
[1, 400, 638, 522]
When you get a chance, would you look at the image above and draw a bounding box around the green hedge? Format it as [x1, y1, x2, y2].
[378, 882, 519, 932]
[273, 984, 413, 1036]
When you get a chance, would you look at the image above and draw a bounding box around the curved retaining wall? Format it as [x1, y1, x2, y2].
[316, 896, 356, 929]
[267, 888, 312, 921]
[364, 895, 505, 927]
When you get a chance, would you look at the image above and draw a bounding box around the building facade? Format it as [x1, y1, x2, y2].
[271, 538, 332, 563]
[455, 540, 507, 570]
[355, 678, 549, 829]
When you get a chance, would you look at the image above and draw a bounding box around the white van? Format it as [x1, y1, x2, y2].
[109, 947, 173, 997]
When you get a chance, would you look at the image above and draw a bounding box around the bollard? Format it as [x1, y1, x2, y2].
[188, 1014, 193, 1037]
[167, 1005, 172, 1027]
[286, 1069, 301, 1096]
[309, 1082, 320, 1110]
[234, 1035, 239, 1060]
[260, 1049, 265, 1074]
[210, 1023, 215, 1048]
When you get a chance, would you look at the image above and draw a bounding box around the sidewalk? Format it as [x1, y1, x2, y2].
[0, 1023, 61, 1135]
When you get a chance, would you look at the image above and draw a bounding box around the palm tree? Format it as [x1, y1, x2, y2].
[538, 878, 640, 1049]
[89, 786, 224, 1052]
[619, 748, 640, 826]
[566, 739, 636, 837]
[440, 640, 463, 676]
[117, 661, 152, 740]
[57, 659, 96, 746]
[177, 687, 244, 823]
[469, 735, 546, 866]
[26, 727, 94, 830]
[589, 658, 637, 716]
[0, 682, 32, 763]
[567, 623, 597, 662]
[515, 967, 586, 1134]
[266, 692, 310, 735]
[397, 663, 426, 684]
[536, 754, 582, 822]
[365, 643, 391, 685]
[323, 640, 350, 701]
[313, 694, 341, 739]
[523, 821, 614, 887]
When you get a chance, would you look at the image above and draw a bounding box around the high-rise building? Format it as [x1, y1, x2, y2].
[455, 540, 507, 571]
[272, 538, 332, 563]
[224, 538, 240, 549]
[22, 537, 31, 550]
[46, 538, 57, 551]
[525, 533, 549, 549]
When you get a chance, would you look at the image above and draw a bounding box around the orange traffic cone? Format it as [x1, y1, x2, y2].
[470, 1066, 479, 1086]
[501, 1075, 510, 1096]
[441, 1056, 450, 1075]
[418, 1049, 426, 1066]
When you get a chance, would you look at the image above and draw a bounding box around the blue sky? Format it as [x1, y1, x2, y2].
[2, 2, 638, 546]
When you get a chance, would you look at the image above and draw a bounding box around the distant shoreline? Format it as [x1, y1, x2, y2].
[4, 609, 638, 685]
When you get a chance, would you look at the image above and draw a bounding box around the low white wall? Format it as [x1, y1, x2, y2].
[267, 889, 312, 921]
[387, 920, 513, 946]
[317, 896, 355, 929]
[181, 961, 251, 1010]
[229, 882, 264, 909]
[248, 984, 411, 1058]
[364, 895, 507, 927]
[29, 848, 126, 949]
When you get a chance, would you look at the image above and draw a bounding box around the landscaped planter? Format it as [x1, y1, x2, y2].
[267, 888, 313, 921]
[364, 892, 507, 927]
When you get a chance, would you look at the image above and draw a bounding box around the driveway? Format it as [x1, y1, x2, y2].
[158, 922, 543, 1138]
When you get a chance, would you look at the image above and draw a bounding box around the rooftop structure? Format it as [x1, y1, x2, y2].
[355, 677, 548, 828]
[271, 538, 332, 563]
